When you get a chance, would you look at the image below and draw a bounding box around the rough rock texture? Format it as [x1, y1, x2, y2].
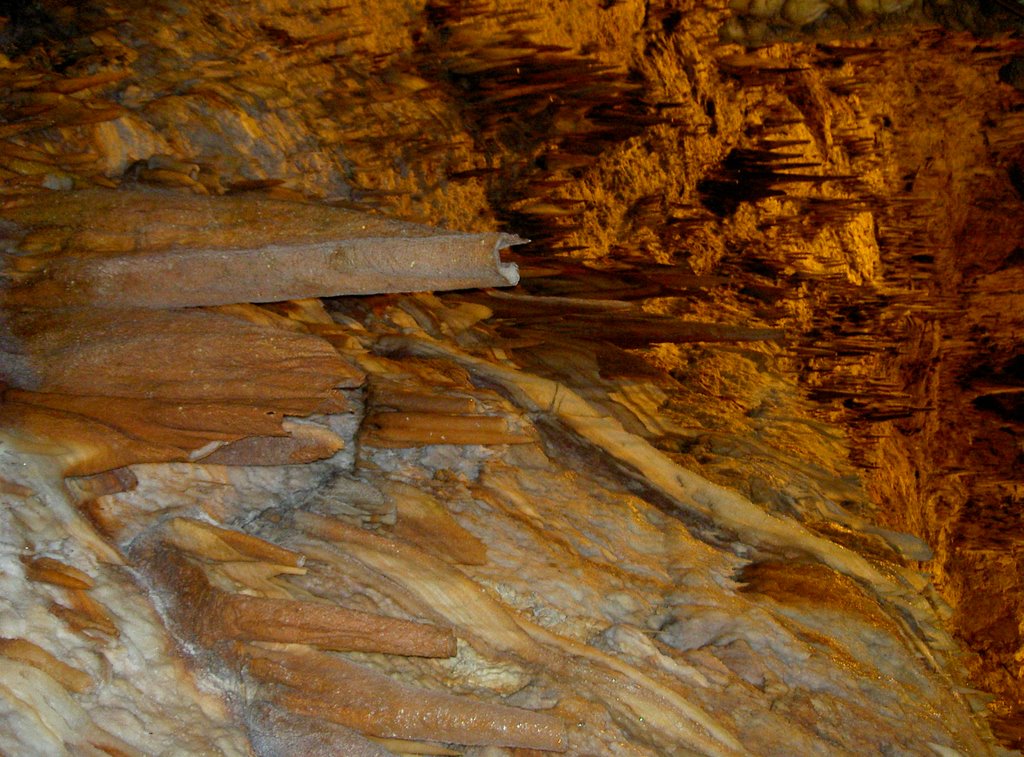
[0, 0, 1022, 754]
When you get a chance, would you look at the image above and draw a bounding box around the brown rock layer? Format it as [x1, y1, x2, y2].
[0, 305, 359, 474]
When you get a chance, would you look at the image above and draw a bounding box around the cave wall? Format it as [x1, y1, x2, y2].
[1, 0, 1023, 752]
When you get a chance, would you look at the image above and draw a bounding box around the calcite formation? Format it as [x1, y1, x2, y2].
[0, 276, 1003, 753]
[0, 189, 521, 474]
[0, 0, 1022, 755]
[0, 188, 521, 308]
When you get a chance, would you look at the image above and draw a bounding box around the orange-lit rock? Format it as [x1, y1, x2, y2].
[0, 0, 1022, 753]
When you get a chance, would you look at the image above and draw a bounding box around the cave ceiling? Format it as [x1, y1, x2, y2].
[0, 0, 1022, 754]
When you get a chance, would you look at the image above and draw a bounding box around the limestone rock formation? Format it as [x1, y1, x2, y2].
[1, 0, 1022, 755]
[0, 188, 522, 474]
[0, 188, 521, 308]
